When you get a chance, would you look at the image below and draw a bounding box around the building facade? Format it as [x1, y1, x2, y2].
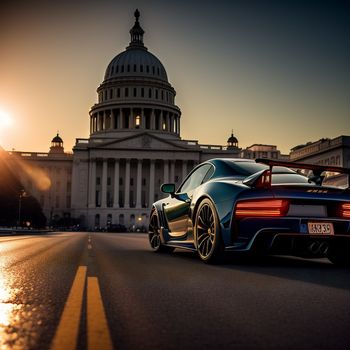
[70, 10, 240, 229]
[290, 136, 350, 167]
[240, 144, 289, 160]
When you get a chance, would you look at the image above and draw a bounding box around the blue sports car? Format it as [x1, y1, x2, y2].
[148, 158, 350, 265]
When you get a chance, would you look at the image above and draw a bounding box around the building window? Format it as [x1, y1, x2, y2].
[116, 66, 119, 73]
[142, 178, 146, 186]
[107, 177, 111, 186]
[135, 115, 141, 128]
[130, 178, 134, 186]
[141, 88, 144, 97]
[119, 177, 123, 185]
[107, 214, 112, 226]
[66, 181, 71, 192]
[96, 177, 101, 185]
[134, 88, 137, 97]
[146, 65, 149, 73]
[107, 192, 112, 207]
[117, 88, 120, 98]
[127, 64, 130, 72]
[109, 89, 113, 99]
[157, 67, 160, 75]
[161, 90, 164, 100]
[95, 214, 100, 227]
[155, 90, 158, 99]
[125, 88, 129, 97]
[148, 89, 152, 98]
[104, 90, 108, 100]
[134, 64, 137, 72]
[152, 66, 155, 74]
[121, 66, 124, 73]
[66, 196, 71, 208]
[95, 190, 100, 207]
[140, 65, 143, 72]
[119, 191, 124, 207]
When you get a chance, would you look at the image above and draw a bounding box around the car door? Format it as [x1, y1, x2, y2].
[163, 164, 213, 238]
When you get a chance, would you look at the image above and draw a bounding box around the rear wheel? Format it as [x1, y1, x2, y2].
[148, 210, 174, 253]
[195, 198, 224, 263]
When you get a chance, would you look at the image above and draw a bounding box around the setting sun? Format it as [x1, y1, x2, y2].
[0, 110, 13, 129]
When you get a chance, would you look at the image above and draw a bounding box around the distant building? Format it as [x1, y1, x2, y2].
[241, 144, 289, 161]
[290, 136, 350, 167]
[8, 135, 73, 223]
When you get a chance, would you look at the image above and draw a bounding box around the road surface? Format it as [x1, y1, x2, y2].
[1, 232, 350, 349]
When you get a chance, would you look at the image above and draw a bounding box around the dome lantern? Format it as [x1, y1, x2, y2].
[50, 133, 64, 154]
[129, 9, 145, 48]
[227, 131, 238, 149]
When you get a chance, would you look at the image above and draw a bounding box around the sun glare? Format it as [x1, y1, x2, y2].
[0, 111, 13, 129]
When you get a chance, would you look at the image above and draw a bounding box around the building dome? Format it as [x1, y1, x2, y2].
[50, 133, 64, 154]
[227, 131, 238, 149]
[52, 133, 63, 143]
[89, 9, 181, 139]
[104, 49, 168, 82]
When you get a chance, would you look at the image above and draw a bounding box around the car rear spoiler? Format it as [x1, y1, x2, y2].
[243, 158, 350, 189]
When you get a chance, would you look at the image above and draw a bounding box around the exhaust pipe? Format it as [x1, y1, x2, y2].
[308, 241, 320, 254]
[319, 242, 329, 255]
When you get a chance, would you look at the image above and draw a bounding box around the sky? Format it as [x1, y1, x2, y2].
[0, 0, 349, 154]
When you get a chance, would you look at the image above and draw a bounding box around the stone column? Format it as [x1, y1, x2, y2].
[136, 159, 143, 208]
[170, 114, 174, 133]
[129, 108, 134, 129]
[88, 159, 96, 208]
[149, 160, 155, 207]
[163, 159, 169, 184]
[101, 159, 108, 208]
[113, 159, 119, 208]
[182, 160, 188, 182]
[119, 109, 123, 129]
[124, 159, 130, 208]
[170, 160, 175, 183]
[111, 109, 115, 129]
[151, 109, 156, 130]
[103, 111, 107, 130]
[141, 109, 145, 129]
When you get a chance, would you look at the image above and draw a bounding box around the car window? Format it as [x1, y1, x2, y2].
[202, 165, 214, 184]
[179, 164, 212, 193]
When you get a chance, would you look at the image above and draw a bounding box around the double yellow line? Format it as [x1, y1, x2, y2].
[50, 266, 113, 350]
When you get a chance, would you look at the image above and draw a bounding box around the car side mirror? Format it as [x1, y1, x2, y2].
[161, 183, 176, 197]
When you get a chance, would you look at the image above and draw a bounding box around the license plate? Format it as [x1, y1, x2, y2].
[308, 222, 334, 235]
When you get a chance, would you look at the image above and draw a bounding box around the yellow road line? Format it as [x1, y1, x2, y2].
[50, 266, 87, 350]
[87, 277, 113, 350]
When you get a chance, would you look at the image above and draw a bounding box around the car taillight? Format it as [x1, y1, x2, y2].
[340, 203, 350, 218]
[235, 199, 289, 218]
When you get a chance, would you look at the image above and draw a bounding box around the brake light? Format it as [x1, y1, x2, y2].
[340, 203, 350, 218]
[235, 199, 289, 217]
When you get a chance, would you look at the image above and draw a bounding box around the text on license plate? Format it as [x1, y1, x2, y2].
[308, 222, 334, 235]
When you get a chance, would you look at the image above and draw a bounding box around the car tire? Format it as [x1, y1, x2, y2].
[194, 198, 224, 263]
[148, 210, 174, 253]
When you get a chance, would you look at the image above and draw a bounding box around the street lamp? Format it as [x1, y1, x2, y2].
[18, 189, 26, 228]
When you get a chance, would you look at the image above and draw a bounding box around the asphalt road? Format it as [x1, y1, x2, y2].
[1, 232, 350, 350]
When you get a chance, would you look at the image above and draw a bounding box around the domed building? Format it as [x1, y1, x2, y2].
[70, 10, 240, 229]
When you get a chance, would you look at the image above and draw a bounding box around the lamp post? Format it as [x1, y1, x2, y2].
[18, 189, 26, 228]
